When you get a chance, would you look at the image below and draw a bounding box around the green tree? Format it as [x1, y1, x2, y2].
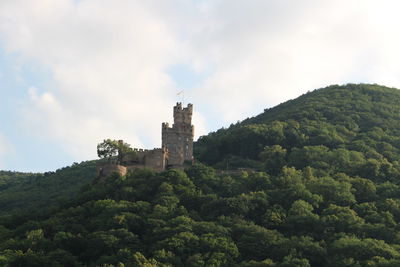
[97, 139, 119, 161]
[285, 200, 320, 234]
[259, 145, 287, 174]
[97, 139, 135, 164]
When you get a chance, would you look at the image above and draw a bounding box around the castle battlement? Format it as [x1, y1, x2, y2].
[97, 102, 194, 178]
[173, 102, 193, 125]
[131, 147, 168, 154]
[174, 102, 193, 112]
[152, 147, 168, 152]
[162, 103, 194, 166]
[132, 148, 147, 152]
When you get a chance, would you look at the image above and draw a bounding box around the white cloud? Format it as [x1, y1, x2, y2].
[0, 0, 185, 160]
[2, 0, 400, 164]
[186, 0, 400, 121]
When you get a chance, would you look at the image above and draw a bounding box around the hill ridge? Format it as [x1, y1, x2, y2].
[3, 83, 400, 266]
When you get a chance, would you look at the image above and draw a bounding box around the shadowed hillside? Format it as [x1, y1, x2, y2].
[0, 161, 96, 216]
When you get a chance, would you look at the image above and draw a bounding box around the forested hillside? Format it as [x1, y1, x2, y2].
[0, 161, 96, 217]
[3, 84, 400, 266]
[196, 83, 400, 175]
[0, 171, 36, 190]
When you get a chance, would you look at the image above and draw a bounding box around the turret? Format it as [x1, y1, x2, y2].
[173, 102, 193, 125]
[162, 103, 194, 166]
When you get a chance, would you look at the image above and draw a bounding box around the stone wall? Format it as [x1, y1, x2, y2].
[96, 102, 194, 179]
[162, 103, 194, 167]
[122, 148, 168, 172]
[173, 103, 193, 125]
[144, 148, 168, 171]
[96, 163, 127, 177]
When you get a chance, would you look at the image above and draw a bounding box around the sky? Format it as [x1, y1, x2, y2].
[2, 0, 400, 172]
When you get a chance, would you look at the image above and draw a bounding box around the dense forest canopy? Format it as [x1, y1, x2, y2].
[2, 84, 400, 266]
[0, 161, 96, 217]
[195, 84, 400, 172]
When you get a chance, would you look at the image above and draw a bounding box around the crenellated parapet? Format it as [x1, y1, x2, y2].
[96, 102, 194, 179]
[162, 102, 194, 167]
[130, 147, 168, 154]
[173, 102, 193, 125]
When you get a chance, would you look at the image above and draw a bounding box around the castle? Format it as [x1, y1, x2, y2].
[97, 103, 194, 177]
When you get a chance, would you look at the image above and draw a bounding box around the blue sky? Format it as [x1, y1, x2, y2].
[1, 0, 400, 172]
[0, 47, 74, 171]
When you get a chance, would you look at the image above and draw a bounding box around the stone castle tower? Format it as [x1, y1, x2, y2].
[162, 103, 194, 167]
[96, 102, 194, 178]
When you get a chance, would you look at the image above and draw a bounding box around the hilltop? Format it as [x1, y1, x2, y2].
[3, 84, 400, 266]
[196, 83, 400, 176]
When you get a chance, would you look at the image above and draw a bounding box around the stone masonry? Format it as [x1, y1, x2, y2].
[162, 103, 194, 167]
[96, 103, 194, 177]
